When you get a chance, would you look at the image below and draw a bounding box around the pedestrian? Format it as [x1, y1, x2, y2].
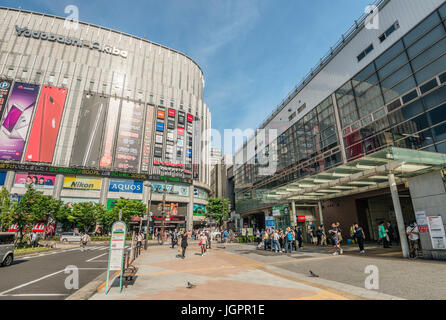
[272, 230, 281, 253]
[316, 226, 323, 246]
[200, 233, 207, 256]
[206, 230, 211, 249]
[256, 229, 261, 245]
[329, 223, 342, 255]
[279, 229, 285, 252]
[350, 224, 357, 244]
[387, 221, 395, 247]
[296, 227, 303, 249]
[406, 221, 420, 259]
[171, 230, 177, 249]
[285, 227, 293, 254]
[263, 229, 270, 250]
[378, 221, 390, 248]
[81, 233, 90, 250]
[137, 232, 143, 254]
[321, 225, 327, 246]
[180, 230, 189, 259]
[336, 222, 343, 244]
[222, 229, 229, 249]
[245, 228, 249, 243]
[353, 223, 366, 253]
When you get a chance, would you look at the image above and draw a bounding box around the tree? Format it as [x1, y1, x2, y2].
[111, 198, 147, 226]
[0, 187, 15, 232]
[70, 202, 106, 233]
[206, 197, 230, 227]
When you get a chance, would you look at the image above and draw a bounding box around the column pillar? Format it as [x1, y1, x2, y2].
[52, 174, 64, 200]
[318, 201, 324, 226]
[186, 184, 194, 231]
[388, 173, 410, 259]
[100, 178, 110, 206]
[291, 200, 297, 227]
[4, 171, 15, 192]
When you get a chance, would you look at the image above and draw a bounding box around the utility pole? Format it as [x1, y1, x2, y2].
[160, 180, 167, 245]
[144, 182, 152, 250]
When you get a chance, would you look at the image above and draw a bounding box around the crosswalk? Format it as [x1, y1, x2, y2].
[16, 245, 131, 261]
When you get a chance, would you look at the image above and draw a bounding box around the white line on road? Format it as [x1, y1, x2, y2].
[86, 252, 108, 262]
[0, 269, 65, 296]
[1, 293, 69, 297]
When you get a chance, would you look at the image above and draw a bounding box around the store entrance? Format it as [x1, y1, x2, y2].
[356, 191, 416, 242]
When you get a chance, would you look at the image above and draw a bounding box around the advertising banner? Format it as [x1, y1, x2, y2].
[71, 93, 109, 167]
[106, 221, 127, 293]
[100, 97, 121, 168]
[193, 119, 201, 179]
[168, 109, 175, 117]
[108, 179, 143, 193]
[14, 173, 56, 189]
[63, 176, 102, 191]
[151, 181, 189, 197]
[61, 197, 100, 206]
[0, 79, 13, 119]
[0, 171, 6, 186]
[193, 204, 206, 216]
[178, 111, 185, 125]
[427, 216, 446, 250]
[141, 104, 155, 172]
[0, 82, 40, 161]
[24, 85, 68, 163]
[193, 187, 209, 200]
[114, 101, 144, 171]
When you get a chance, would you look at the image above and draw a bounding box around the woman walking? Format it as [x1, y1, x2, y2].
[200, 233, 208, 256]
[180, 230, 189, 259]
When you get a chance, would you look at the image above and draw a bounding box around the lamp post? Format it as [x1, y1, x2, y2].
[143, 181, 152, 250]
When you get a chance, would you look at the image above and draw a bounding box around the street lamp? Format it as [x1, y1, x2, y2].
[143, 181, 152, 250]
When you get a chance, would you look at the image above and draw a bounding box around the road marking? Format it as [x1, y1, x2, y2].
[0, 269, 65, 296]
[86, 252, 108, 262]
[1, 293, 69, 297]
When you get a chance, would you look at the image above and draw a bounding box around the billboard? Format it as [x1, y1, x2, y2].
[63, 176, 102, 191]
[0, 79, 13, 119]
[0, 171, 6, 186]
[0, 82, 40, 161]
[151, 181, 190, 197]
[71, 93, 109, 167]
[14, 173, 56, 189]
[61, 197, 100, 206]
[99, 97, 121, 168]
[114, 100, 144, 171]
[108, 179, 143, 194]
[24, 85, 68, 163]
[193, 119, 201, 179]
[141, 104, 155, 172]
[193, 204, 206, 216]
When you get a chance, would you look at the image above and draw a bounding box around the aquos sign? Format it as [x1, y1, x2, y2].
[109, 179, 143, 194]
[15, 26, 128, 59]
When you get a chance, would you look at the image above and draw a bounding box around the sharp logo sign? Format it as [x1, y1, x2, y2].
[15, 26, 128, 58]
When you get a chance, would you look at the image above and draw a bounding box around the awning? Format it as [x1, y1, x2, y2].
[264, 147, 446, 203]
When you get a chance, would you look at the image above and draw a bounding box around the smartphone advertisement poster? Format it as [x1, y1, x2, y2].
[0, 79, 13, 119]
[0, 82, 40, 161]
[24, 85, 68, 163]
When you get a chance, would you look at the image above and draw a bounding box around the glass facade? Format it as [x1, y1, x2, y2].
[235, 2, 446, 215]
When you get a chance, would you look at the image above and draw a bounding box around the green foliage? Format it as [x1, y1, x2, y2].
[205, 197, 230, 227]
[70, 202, 106, 233]
[0, 187, 15, 232]
[111, 198, 146, 225]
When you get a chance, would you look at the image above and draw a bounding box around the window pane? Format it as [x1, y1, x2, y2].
[375, 40, 405, 69]
[439, 2, 446, 19]
[378, 52, 409, 80]
[415, 54, 446, 84]
[403, 13, 441, 47]
[433, 122, 446, 142]
[406, 25, 446, 59]
[352, 63, 376, 86]
[410, 37, 446, 71]
[381, 64, 412, 90]
[427, 103, 446, 126]
[383, 76, 417, 103]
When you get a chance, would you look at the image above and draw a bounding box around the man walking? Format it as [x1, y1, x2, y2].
[170, 230, 177, 249]
[272, 230, 281, 253]
[296, 227, 303, 250]
[285, 227, 293, 254]
[206, 230, 211, 249]
[329, 223, 341, 255]
[353, 223, 366, 253]
[406, 221, 420, 259]
[263, 229, 270, 250]
[81, 233, 90, 251]
[387, 221, 395, 247]
[180, 230, 188, 259]
[223, 229, 229, 249]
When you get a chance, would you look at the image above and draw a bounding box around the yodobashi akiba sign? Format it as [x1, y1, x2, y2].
[15, 26, 128, 58]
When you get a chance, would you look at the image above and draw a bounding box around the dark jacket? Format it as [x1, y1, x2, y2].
[181, 234, 188, 248]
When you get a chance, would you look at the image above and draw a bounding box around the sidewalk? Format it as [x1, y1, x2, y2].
[91, 244, 363, 300]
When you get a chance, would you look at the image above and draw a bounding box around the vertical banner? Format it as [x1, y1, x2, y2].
[24, 85, 68, 163]
[141, 104, 155, 172]
[0, 79, 13, 119]
[70, 93, 109, 168]
[106, 221, 127, 294]
[193, 118, 201, 179]
[114, 100, 144, 171]
[0, 82, 40, 161]
[100, 97, 121, 168]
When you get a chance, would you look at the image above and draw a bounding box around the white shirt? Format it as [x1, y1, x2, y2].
[406, 225, 419, 241]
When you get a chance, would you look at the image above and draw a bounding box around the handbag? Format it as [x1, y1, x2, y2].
[198, 242, 201, 246]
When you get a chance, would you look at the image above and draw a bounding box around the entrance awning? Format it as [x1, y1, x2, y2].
[265, 147, 446, 203]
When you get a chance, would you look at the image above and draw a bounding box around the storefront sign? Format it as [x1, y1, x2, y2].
[193, 204, 206, 216]
[427, 216, 446, 250]
[63, 176, 102, 191]
[61, 197, 100, 206]
[151, 182, 189, 197]
[14, 173, 55, 189]
[265, 216, 275, 227]
[108, 179, 143, 194]
[16, 26, 128, 58]
[298, 216, 306, 222]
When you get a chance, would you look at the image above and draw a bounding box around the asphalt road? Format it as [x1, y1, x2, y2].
[0, 245, 122, 300]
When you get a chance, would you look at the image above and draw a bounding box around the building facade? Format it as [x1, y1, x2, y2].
[0, 7, 211, 231]
[235, 0, 446, 259]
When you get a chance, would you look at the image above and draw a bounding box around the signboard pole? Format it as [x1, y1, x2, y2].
[105, 221, 127, 295]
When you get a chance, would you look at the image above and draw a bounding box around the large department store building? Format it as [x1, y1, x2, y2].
[235, 0, 446, 260]
[0, 7, 211, 231]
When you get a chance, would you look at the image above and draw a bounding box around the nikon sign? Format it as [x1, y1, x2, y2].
[15, 26, 128, 58]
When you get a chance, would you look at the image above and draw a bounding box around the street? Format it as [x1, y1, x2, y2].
[0, 245, 115, 300]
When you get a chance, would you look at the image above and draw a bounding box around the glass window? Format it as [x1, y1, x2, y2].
[402, 90, 418, 104]
[358, 94, 385, 118]
[375, 40, 405, 69]
[439, 2, 446, 19]
[407, 25, 446, 59]
[427, 103, 446, 126]
[383, 76, 417, 103]
[352, 63, 376, 85]
[387, 99, 402, 112]
[415, 54, 446, 84]
[403, 12, 441, 47]
[433, 122, 446, 142]
[440, 72, 446, 84]
[420, 79, 439, 94]
[378, 52, 409, 80]
[381, 64, 412, 91]
[423, 85, 446, 110]
[410, 37, 446, 71]
[373, 108, 386, 120]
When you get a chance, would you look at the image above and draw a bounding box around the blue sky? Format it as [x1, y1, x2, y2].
[4, 0, 371, 153]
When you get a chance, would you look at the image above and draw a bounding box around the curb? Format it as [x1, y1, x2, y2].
[65, 271, 108, 300]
